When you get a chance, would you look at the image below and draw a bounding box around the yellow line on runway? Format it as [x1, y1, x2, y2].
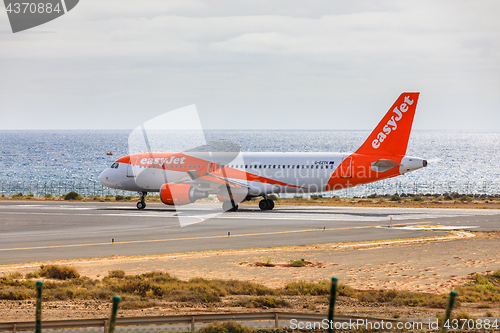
[0, 221, 435, 252]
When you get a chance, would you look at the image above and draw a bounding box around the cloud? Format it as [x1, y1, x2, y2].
[0, 0, 499, 129]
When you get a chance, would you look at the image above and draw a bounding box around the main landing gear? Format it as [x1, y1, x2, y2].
[137, 192, 147, 210]
[259, 198, 274, 211]
[222, 200, 239, 212]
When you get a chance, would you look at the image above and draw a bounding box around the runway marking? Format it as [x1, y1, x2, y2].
[0, 223, 179, 239]
[0, 221, 441, 252]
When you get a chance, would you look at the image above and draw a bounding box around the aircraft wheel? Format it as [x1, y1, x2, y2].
[259, 199, 269, 211]
[267, 199, 275, 210]
[137, 202, 146, 210]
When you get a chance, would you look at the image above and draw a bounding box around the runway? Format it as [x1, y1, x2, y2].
[0, 201, 499, 265]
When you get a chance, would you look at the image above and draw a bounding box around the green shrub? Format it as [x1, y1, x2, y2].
[40, 265, 80, 280]
[8, 272, 23, 279]
[108, 270, 126, 279]
[390, 194, 401, 202]
[283, 281, 330, 296]
[337, 284, 356, 297]
[413, 196, 423, 202]
[115, 195, 124, 201]
[45, 194, 52, 198]
[493, 270, 500, 279]
[25, 271, 40, 279]
[0, 289, 33, 300]
[444, 194, 453, 200]
[233, 296, 290, 308]
[255, 259, 275, 267]
[198, 322, 253, 333]
[64, 192, 81, 200]
[460, 196, 473, 202]
[289, 258, 308, 267]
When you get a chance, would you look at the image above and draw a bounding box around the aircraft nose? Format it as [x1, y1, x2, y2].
[98, 169, 109, 185]
[423, 160, 428, 167]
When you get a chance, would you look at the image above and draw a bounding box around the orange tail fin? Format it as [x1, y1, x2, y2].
[356, 92, 420, 156]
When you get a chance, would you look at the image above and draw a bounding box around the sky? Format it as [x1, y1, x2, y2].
[0, 0, 499, 130]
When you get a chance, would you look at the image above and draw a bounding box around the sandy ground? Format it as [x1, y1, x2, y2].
[1, 231, 499, 323]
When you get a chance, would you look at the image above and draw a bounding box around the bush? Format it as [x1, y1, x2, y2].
[108, 270, 126, 279]
[45, 194, 52, 198]
[289, 258, 308, 267]
[8, 272, 23, 279]
[283, 281, 330, 296]
[413, 196, 423, 201]
[0, 289, 33, 300]
[337, 284, 356, 297]
[493, 270, 500, 279]
[64, 192, 81, 200]
[255, 259, 275, 267]
[198, 322, 253, 333]
[444, 194, 453, 200]
[115, 195, 124, 201]
[40, 265, 80, 280]
[233, 296, 290, 308]
[460, 196, 473, 202]
[390, 194, 401, 202]
[25, 271, 40, 279]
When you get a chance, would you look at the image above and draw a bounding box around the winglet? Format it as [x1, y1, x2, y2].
[356, 92, 420, 156]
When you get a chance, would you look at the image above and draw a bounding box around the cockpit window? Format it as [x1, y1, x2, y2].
[111, 162, 118, 169]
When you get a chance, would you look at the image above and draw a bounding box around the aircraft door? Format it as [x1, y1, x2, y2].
[341, 157, 353, 178]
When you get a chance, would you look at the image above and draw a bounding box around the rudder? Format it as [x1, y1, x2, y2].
[355, 92, 419, 156]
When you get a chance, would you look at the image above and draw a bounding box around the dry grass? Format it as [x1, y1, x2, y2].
[2, 266, 500, 310]
[40, 265, 80, 280]
[198, 321, 253, 333]
[231, 296, 291, 308]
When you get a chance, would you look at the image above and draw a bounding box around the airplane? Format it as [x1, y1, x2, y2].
[99, 92, 427, 212]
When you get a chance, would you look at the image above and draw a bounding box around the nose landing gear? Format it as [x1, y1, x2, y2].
[137, 192, 147, 210]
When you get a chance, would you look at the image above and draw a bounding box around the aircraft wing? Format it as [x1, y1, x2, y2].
[177, 170, 249, 192]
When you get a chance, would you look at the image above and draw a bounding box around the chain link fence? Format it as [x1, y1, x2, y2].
[1, 180, 499, 199]
[0, 180, 134, 198]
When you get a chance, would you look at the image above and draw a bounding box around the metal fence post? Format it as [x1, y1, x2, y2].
[108, 295, 121, 333]
[440, 290, 457, 333]
[327, 277, 338, 333]
[35, 281, 43, 333]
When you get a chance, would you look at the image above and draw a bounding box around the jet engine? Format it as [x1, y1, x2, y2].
[160, 183, 208, 205]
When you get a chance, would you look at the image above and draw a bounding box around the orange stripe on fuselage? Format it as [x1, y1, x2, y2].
[116, 153, 306, 189]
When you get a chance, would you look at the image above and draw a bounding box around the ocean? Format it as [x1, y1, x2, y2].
[0, 130, 499, 197]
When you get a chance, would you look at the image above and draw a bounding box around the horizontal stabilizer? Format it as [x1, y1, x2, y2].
[371, 159, 402, 173]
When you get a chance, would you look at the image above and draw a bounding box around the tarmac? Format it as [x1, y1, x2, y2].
[0, 201, 499, 265]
